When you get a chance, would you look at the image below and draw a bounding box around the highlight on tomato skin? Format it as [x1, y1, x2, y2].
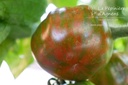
[31, 5, 113, 81]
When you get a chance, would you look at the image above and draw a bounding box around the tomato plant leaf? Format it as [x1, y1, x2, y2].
[1, 0, 47, 39]
[0, 38, 15, 65]
[5, 38, 34, 77]
[0, 2, 7, 20]
[0, 23, 10, 44]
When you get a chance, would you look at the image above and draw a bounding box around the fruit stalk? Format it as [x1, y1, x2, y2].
[110, 25, 128, 39]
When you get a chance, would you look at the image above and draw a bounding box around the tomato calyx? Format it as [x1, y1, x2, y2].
[48, 78, 66, 85]
[47, 77, 95, 85]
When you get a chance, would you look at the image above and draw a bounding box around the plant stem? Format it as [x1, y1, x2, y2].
[110, 25, 128, 39]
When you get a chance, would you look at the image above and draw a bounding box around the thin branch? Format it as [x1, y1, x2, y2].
[110, 25, 128, 39]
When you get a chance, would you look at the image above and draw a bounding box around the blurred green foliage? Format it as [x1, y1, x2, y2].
[5, 38, 34, 77]
[48, 0, 78, 7]
[0, 0, 47, 77]
[114, 38, 128, 52]
[0, 23, 10, 44]
[0, 38, 14, 64]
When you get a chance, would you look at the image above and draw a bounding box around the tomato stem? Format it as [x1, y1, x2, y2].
[110, 25, 128, 39]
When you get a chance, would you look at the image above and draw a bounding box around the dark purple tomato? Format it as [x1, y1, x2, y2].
[31, 5, 113, 81]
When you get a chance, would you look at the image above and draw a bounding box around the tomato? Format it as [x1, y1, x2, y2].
[31, 5, 113, 81]
[90, 51, 128, 85]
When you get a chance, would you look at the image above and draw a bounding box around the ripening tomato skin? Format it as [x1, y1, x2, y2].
[90, 51, 128, 85]
[31, 5, 113, 81]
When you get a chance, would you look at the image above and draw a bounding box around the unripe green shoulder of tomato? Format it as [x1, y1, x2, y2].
[31, 5, 113, 81]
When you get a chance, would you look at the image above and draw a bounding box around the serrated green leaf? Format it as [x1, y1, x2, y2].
[5, 38, 34, 78]
[0, 38, 15, 65]
[49, 0, 78, 7]
[1, 0, 47, 39]
[0, 23, 10, 44]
